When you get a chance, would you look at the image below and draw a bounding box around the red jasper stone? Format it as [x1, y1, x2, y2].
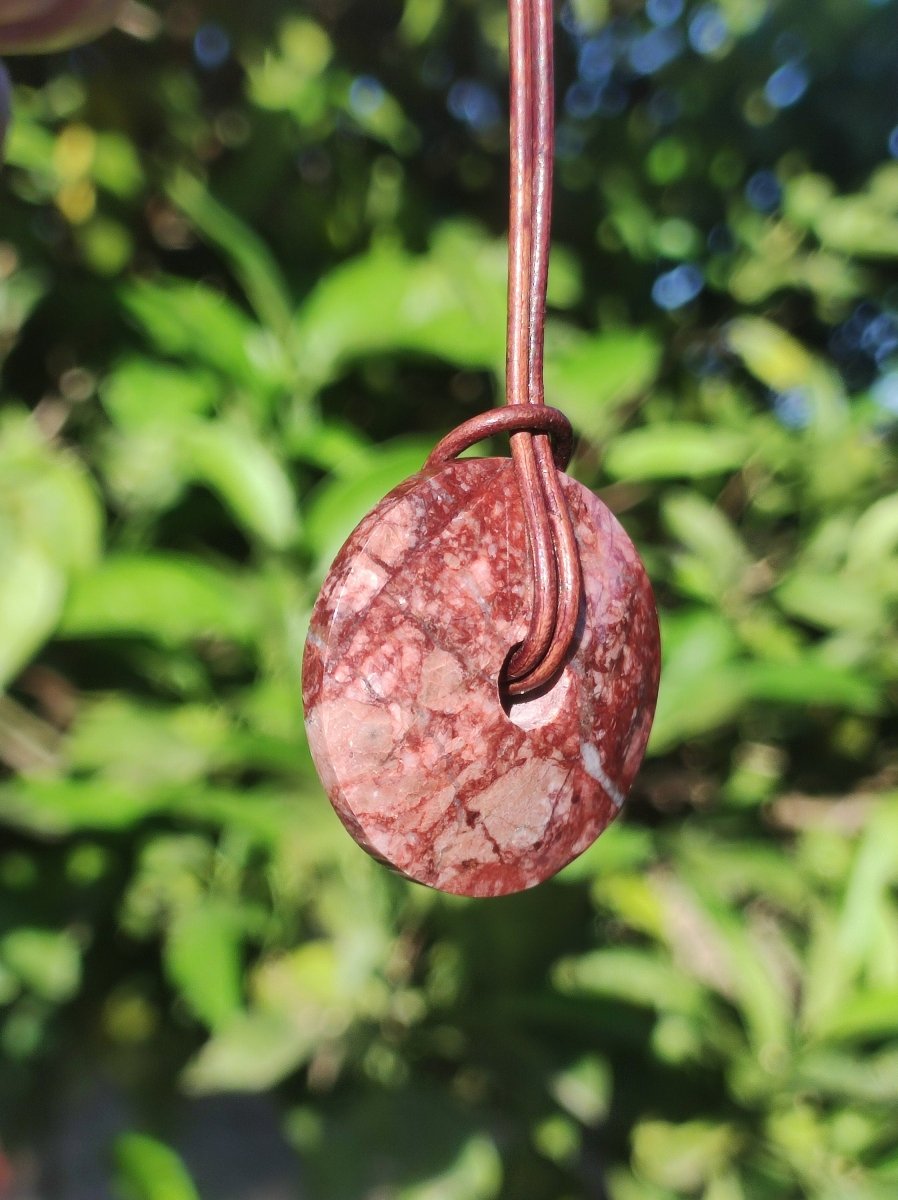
[302, 458, 660, 898]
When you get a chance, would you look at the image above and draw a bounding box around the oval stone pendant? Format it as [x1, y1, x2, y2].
[302, 458, 660, 897]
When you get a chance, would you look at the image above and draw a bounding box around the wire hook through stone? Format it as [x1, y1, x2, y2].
[441, 0, 583, 698]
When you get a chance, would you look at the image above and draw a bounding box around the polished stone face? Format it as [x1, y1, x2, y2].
[303, 458, 660, 898]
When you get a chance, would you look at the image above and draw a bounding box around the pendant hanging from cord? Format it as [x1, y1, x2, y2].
[301, 0, 661, 898]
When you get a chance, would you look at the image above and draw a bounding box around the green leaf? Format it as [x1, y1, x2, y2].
[550, 1055, 612, 1125]
[167, 171, 296, 354]
[741, 659, 880, 711]
[604, 424, 750, 480]
[814, 988, 898, 1042]
[0, 543, 65, 689]
[399, 0, 446, 44]
[182, 939, 369, 1093]
[172, 788, 317, 848]
[804, 805, 898, 1034]
[726, 317, 846, 433]
[101, 359, 220, 431]
[68, 699, 234, 787]
[545, 328, 662, 441]
[554, 822, 655, 883]
[164, 902, 244, 1031]
[295, 224, 507, 386]
[633, 1120, 742, 1194]
[179, 422, 298, 549]
[0, 778, 171, 835]
[60, 555, 257, 645]
[776, 572, 883, 633]
[181, 1010, 316, 1094]
[726, 316, 818, 392]
[676, 836, 804, 910]
[553, 948, 709, 1017]
[677, 874, 793, 1058]
[591, 874, 666, 939]
[567, 0, 611, 34]
[649, 611, 747, 752]
[0, 409, 103, 572]
[92, 131, 145, 199]
[816, 197, 898, 258]
[113, 1134, 199, 1200]
[404, 1136, 502, 1200]
[0, 928, 82, 1002]
[102, 369, 299, 542]
[340, 78, 419, 155]
[121, 279, 273, 388]
[847, 494, 898, 574]
[286, 419, 371, 475]
[796, 1048, 898, 1102]
[0, 268, 49, 354]
[663, 491, 752, 604]
[2, 111, 55, 174]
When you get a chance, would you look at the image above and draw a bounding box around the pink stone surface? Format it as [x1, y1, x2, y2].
[302, 458, 660, 898]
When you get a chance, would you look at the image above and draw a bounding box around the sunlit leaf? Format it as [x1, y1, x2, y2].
[0, 928, 81, 1003]
[649, 610, 747, 751]
[101, 359, 220, 431]
[179, 421, 299, 549]
[164, 902, 245, 1031]
[60, 555, 258, 644]
[546, 328, 662, 441]
[0, 543, 65, 689]
[114, 1134, 199, 1200]
[604, 424, 750, 480]
[633, 1120, 742, 1194]
[167, 171, 296, 354]
[121, 279, 274, 389]
[181, 1010, 317, 1094]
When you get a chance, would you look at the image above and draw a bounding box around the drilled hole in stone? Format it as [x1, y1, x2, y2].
[499, 646, 572, 731]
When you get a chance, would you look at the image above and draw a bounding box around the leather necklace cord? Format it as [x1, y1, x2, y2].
[427, 0, 583, 698]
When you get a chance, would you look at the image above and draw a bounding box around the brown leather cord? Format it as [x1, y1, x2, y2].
[427, 0, 582, 697]
[426, 404, 573, 472]
[512, 0, 583, 694]
[505, 0, 585, 696]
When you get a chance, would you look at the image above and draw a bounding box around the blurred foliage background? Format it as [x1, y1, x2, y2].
[1, 0, 898, 1196]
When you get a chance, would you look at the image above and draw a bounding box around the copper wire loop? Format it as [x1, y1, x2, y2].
[429, 0, 583, 697]
[425, 406, 573, 473]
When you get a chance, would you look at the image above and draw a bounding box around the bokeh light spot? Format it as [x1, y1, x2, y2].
[350, 75, 386, 118]
[447, 80, 501, 131]
[193, 23, 231, 71]
[628, 28, 684, 76]
[565, 81, 601, 120]
[872, 372, 898, 414]
[651, 264, 704, 309]
[647, 137, 688, 184]
[745, 169, 782, 212]
[688, 5, 730, 56]
[764, 61, 809, 109]
[647, 0, 684, 28]
[579, 35, 615, 82]
[773, 389, 811, 429]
